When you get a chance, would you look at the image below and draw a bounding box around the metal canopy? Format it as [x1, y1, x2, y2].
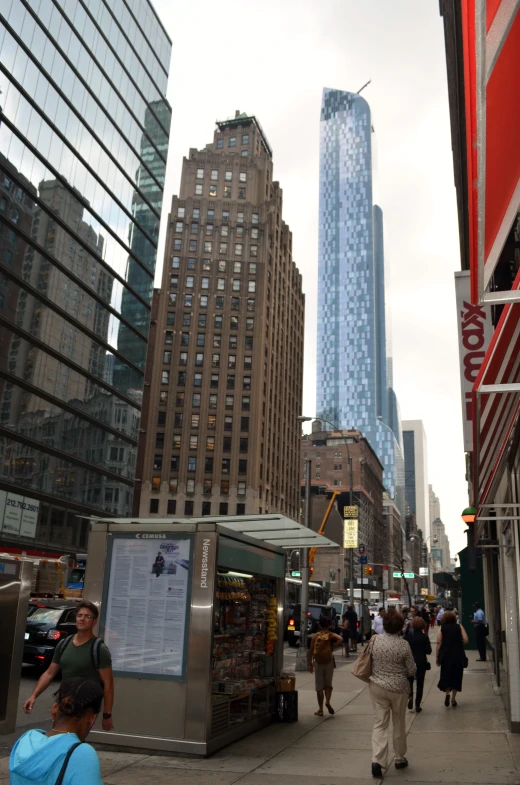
[86, 514, 337, 550]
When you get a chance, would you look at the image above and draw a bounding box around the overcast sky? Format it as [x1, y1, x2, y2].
[153, 0, 468, 555]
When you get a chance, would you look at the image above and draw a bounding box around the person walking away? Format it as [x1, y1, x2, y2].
[372, 608, 385, 635]
[340, 612, 351, 657]
[420, 605, 430, 628]
[436, 606, 445, 625]
[23, 601, 114, 731]
[369, 610, 416, 778]
[436, 610, 469, 707]
[345, 604, 358, 652]
[405, 616, 431, 712]
[10, 678, 104, 785]
[308, 616, 343, 716]
[471, 602, 488, 661]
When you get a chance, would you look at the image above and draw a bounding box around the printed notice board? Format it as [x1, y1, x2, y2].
[101, 533, 193, 680]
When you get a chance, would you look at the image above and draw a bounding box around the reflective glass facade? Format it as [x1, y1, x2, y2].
[317, 88, 404, 509]
[0, 0, 171, 551]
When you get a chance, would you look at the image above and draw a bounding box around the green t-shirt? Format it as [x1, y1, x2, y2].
[53, 637, 111, 685]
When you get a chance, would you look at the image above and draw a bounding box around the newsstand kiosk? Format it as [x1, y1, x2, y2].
[83, 515, 334, 755]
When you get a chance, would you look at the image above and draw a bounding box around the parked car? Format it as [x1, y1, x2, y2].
[286, 603, 337, 647]
[327, 598, 372, 642]
[23, 601, 79, 668]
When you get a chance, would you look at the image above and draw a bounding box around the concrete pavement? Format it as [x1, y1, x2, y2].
[2, 649, 519, 784]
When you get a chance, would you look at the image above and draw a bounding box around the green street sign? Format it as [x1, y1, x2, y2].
[393, 571, 415, 579]
[291, 571, 301, 578]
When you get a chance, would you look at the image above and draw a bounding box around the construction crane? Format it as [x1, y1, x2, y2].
[309, 490, 340, 568]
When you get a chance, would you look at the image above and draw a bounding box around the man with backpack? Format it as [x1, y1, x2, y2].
[23, 601, 114, 731]
[308, 616, 343, 716]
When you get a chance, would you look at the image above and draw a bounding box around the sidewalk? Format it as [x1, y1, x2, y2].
[1, 652, 519, 784]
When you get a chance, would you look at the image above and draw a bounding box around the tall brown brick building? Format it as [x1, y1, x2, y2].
[137, 113, 305, 520]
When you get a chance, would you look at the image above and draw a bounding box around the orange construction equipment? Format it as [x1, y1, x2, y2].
[308, 490, 340, 568]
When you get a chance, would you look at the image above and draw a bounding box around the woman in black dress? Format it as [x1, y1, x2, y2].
[436, 610, 469, 707]
[405, 616, 431, 712]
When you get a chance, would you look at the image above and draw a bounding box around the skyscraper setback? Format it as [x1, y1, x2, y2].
[137, 113, 305, 520]
[317, 88, 404, 512]
[0, 0, 171, 552]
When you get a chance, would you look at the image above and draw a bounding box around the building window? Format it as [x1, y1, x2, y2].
[161, 371, 170, 384]
[209, 394, 217, 408]
[153, 455, 163, 471]
[218, 260, 227, 271]
[150, 499, 159, 513]
[217, 278, 225, 290]
[167, 500, 177, 515]
[229, 137, 236, 147]
[238, 482, 246, 496]
[228, 355, 236, 369]
[200, 295, 208, 307]
[195, 184, 203, 195]
[230, 316, 239, 330]
[214, 315, 223, 329]
[250, 246, 258, 258]
[214, 335, 222, 348]
[222, 210, 229, 222]
[203, 483, 212, 497]
[227, 375, 235, 389]
[160, 391, 168, 404]
[239, 172, 247, 183]
[202, 500, 211, 515]
[176, 392, 185, 406]
[211, 170, 218, 181]
[188, 456, 197, 472]
[206, 436, 215, 451]
[182, 313, 191, 326]
[221, 225, 229, 237]
[171, 456, 180, 472]
[243, 376, 251, 390]
[210, 374, 219, 389]
[165, 330, 174, 345]
[240, 417, 249, 431]
[179, 352, 188, 366]
[237, 212, 244, 224]
[192, 414, 200, 428]
[171, 275, 179, 288]
[246, 317, 254, 330]
[158, 411, 167, 427]
[169, 293, 177, 306]
[223, 438, 232, 453]
[194, 373, 202, 387]
[163, 351, 172, 364]
[222, 458, 231, 474]
[249, 263, 257, 277]
[212, 354, 220, 367]
[172, 256, 181, 268]
[151, 477, 161, 492]
[185, 294, 193, 307]
[229, 335, 238, 349]
[191, 221, 198, 233]
[167, 313, 175, 326]
[225, 395, 234, 409]
[172, 434, 181, 449]
[241, 151, 248, 158]
[196, 168, 204, 179]
[192, 393, 201, 408]
[189, 435, 198, 450]
[175, 221, 183, 233]
[217, 138, 224, 149]
[204, 241, 212, 253]
[173, 239, 181, 251]
[230, 297, 239, 311]
[242, 396, 250, 410]
[235, 244, 243, 256]
[209, 185, 217, 197]
[232, 278, 240, 292]
[197, 333, 205, 347]
[240, 438, 248, 453]
[252, 213, 259, 225]
[242, 134, 249, 145]
[224, 416, 233, 431]
[233, 262, 242, 274]
[207, 415, 217, 431]
[251, 228, 259, 240]
[195, 352, 204, 367]
[177, 207, 185, 218]
[225, 171, 232, 181]
[248, 280, 256, 293]
[216, 296, 224, 308]
[247, 299, 255, 311]
[181, 333, 189, 346]
[219, 242, 228, 254]
[185, 500, 194, 515]
[239, 459, 247, 474]
[245, 335, 253, 350]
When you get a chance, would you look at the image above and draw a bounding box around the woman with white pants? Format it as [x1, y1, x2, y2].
[369, 610, 416, 779]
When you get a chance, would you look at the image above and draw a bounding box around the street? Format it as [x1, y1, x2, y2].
[2, 642, 519, 784]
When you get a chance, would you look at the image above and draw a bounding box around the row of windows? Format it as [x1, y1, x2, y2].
[216, 134, 249, 148]
[172, 238, 257, 256]
[154, 453, 247, 472]
[157, 391, 250, 409]
[193, 184, 247, 198]
[152, 478, 247, 497]
[196, 169, 248, 183]
[174, 223, 259, 240]
[170, 276, 257, 292]
[157, 408, 250, 429]
[159, 449, 248, 469]
[162, 369, 252, 388]
[177, 208, 259, 225]
[149, 498, 247, 516]
[172, 259, 257, 275]
[156, 419, 249, 447]
[165, 314, 254, 331]
[167, 293, 256, 311]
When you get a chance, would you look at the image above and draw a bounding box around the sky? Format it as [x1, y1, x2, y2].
[152, 0, 468, 555]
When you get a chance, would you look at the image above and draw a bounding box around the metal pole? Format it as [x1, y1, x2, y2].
[296, 459, 311, 670]
[349, 455, 354, 604]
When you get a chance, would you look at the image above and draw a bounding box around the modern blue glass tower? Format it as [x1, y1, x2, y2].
[317, 88, 404, 511]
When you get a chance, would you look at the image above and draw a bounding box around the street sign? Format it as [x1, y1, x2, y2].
[291, 571, 301, 578]
[393, 572, 415, 579]
[419, 567, 429, 577]
[343, 506, 358, 519]
[420, 588, 428, 596]
[357, 555, 368, 564]
[358, 543, 366, 556]
[343, 519, 358, 549]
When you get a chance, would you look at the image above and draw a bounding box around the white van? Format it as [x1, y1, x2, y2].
[327, 598, 372, 641]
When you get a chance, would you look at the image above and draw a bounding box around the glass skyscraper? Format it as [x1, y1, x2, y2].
[0, 0, 171, 553]
[317, 88, 404, 511]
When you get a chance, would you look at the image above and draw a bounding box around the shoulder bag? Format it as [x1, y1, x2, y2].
[55, 742, 82, 785]
[352, 634, 376, 683]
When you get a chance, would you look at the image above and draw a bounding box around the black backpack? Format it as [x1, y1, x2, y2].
[55, 635, 104, 671]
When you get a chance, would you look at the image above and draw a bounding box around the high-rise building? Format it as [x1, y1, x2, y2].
[137, 112, 305, 520]
[402, 420, 430, 542]
[429, 485, 441, 527]
[0, 1, 172, 553]
[316, 88, 404, 514]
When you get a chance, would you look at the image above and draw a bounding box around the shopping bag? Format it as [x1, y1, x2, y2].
[352, 635, 375, 683]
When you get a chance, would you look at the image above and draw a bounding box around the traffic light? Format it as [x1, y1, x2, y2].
[364, 566, 373, 576]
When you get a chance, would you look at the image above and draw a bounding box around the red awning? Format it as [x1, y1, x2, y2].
[473, 272, 520, 504]
[462, 0, 520, 305]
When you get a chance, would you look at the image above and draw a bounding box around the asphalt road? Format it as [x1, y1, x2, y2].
[1, 665, 56, 756]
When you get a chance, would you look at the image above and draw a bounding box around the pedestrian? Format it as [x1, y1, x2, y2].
[405, 616, 432, 713]
[436, 610, 469, 707]
[372, 607, 385, 635]
[470, 602, 488, 661]
[345, 604, 358, 652]
[10, 678, 104, 785]
[23, 601, 114, 731]
[420, 605, 430, 628]
[402, 606, 417, 635]
[369, 609, 416, 778]
[436, 606, 445, 625]
[340, 612, 351, 657]
[308, 616, 343, 716]
[430, 607, 436, 629]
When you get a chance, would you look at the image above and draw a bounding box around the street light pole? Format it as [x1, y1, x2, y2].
[296, 458, 311, 670]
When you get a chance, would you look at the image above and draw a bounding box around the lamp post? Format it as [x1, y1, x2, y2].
[298, 416, 355, 602]
[462, 506, 477, 571]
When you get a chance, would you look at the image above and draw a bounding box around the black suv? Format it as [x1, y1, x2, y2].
[23, 601, 80, 668]
[286, 603, 337, 647]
